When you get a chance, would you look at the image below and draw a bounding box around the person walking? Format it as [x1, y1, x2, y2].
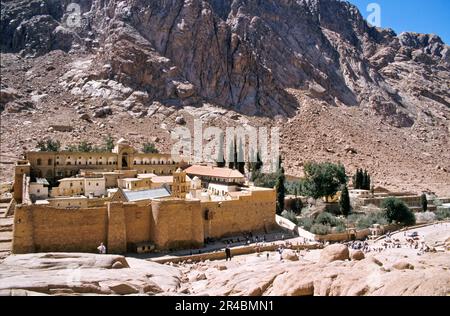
[97, 242, 106, 254]
[225, 246, 232, 261]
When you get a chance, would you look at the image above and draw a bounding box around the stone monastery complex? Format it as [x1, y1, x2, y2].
[11, 139, 276, 254]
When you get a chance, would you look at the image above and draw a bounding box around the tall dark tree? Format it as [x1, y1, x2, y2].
[227, 138, 235, 170]
[362, 169, 369, 190]
[236, 139, 245, 174]
[250, 151, 263, 181]
[216, 136, 225, 168]
[275, 167, 286, 215]
[421, 193, 428, 212]
[353, 169, 362, 189]
[340, 185, 351, 216]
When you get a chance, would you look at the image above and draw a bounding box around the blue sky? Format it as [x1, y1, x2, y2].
[347, 0, 450, 43]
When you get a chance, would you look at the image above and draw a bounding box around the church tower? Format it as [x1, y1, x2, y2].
[171, 168, 187, 199]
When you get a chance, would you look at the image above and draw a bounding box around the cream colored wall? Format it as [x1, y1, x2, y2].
[29, 183, 48, 199]
[84, 178, 106, 197]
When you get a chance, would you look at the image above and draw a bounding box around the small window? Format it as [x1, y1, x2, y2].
[70, 183, 73, 187]
[37, 189, 40, 193]
[48, 159, 52, 166]
[96, 183, 99, 186]
[37, 159, 42, 166]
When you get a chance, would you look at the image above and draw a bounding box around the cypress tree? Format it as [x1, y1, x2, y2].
[354, 168, 363, 189]
[362, 170, 368, 190]
[216, 136, 225, 167]
[237, 139, 245, 174]
[275, 167, 286, 215]
[228, 138, 235, 170]
[340, 185, 351, 216]
[421, 193, 428, 212]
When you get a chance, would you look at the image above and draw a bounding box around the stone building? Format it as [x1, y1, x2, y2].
[11, 141, 277, 254]
[23, 138, 179, 184]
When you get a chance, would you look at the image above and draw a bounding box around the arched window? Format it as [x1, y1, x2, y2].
[48, 159, 52, 166]
[37, 158, 42, 166]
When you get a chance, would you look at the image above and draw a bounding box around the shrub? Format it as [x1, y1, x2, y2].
[310, 223, 331, 235]
[253, 173, 277, 188]
[281, 210, 298, 225]
[142, 142, 158, 154]
[334, 223, 347, 233]
[381, 197, 416, 226]
[37, 139, 61, 152]
[355, 211, 388, 229]
[315, 212, 341, 227]
[297, 217, 313, 231]
[435, 208, 450, 221]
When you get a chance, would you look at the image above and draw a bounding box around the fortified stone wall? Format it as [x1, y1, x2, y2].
[12, 190, 277, 254]
[151, 198, 204, 250]
[202, 189, 277, 239]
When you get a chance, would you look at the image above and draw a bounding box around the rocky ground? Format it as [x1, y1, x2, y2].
[0, 224, 449, 296]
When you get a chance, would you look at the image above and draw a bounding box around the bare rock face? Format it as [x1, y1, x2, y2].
[0, 253, 181, 296]
[3, 0, 448, 121]
[319, 244, 350, 264]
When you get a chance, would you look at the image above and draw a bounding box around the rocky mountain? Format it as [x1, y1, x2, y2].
[1, 0, 449, 194]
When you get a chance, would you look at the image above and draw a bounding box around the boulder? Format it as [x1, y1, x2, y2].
[282, 250, 299, 261]
[319, 244, 350, 264]
[350, 250, 365, 261]
[175, 116, 186, 125]
[393, 262, 415, 270]
[79, 113, 91, 121]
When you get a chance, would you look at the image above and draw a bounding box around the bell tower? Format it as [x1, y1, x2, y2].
[172, 168, 187, 199]
[13, 160, 31, 202]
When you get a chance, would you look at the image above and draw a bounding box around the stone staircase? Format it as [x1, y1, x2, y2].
[0, 202, 13, 258]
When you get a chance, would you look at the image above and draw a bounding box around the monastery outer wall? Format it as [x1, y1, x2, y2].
[151, 199, 204, 250]
[12, 202, 154, 254]
[202, 189, 277, 239]
[12, 189, 277, 254]
[13, 204, 108, 253]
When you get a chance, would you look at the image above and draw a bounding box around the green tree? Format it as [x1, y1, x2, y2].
[340, 185, 351, 216]
[216, 136, 225, 168]
[362, 170, 368, 190]
[291, 187, 303, 214]
[353, 169, 361, 189]
[142, 142, 159, 154]
[421, 193, 428, 212]
[366, 174, 371, 191]
[104, 135, 114, 152]
[37, 139, 61, 152]
[275, 167, 286, 215]
[300, 162, 348, 200]
[78, 141, 93, 152]
[381, 197, 416, 226]
[228, 138, 236, 170]
[236, 139, 245, 174]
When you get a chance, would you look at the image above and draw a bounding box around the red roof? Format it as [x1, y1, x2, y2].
[185, 165, 244, 179]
